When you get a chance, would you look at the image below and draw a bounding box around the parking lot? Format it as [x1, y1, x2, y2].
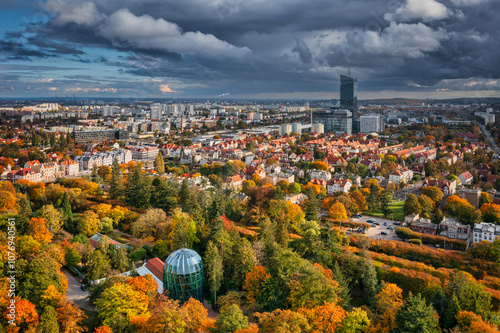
[349, 215, 403, 241]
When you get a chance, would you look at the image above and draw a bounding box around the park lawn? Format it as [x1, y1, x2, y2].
[365, 200, 405, 221]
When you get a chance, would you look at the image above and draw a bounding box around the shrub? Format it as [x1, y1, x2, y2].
[129, 248, 147, 261]
[409, 238, 422, 245]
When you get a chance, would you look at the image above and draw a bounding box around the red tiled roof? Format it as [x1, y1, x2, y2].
[145, 257, 165, 282]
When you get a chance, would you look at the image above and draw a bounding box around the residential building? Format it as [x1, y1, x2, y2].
[389, 168, 413, 184]
[279, 124, 292, 136]
[8, 168, 41, 183]
[439, 217, 470, 240]
[311, 123, 324, 134]
[309, 169, 332, 181]
[291, 123, 302, 135]
[473, 222, 500, 243]
[60, 159, 80, 176]
[326, 178, 352, 194]
[463, 188, 481, 208]
[285, 193, 308, 205]
[458, 171, 474, 185]
[224, 175, 244, 189]
[411, 219, 438, 235]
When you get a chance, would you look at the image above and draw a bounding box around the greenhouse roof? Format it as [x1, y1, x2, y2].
[164, 248, 203, 275]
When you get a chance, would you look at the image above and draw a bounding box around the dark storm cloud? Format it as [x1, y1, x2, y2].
[0, 0, 499, 97]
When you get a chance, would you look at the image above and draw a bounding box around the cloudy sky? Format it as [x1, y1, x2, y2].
[0, 0, 499, 99]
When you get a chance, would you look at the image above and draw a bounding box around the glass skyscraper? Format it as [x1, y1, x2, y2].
[340, 74, 358, 133]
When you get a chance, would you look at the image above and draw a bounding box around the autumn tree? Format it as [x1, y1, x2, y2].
[37, 305, 60, 333]
[39, 204, 64, 234]
[213, 304, 249, 333]
[375, 283, 403, 314]
[328, 202, 348, 221]
[480, 203, 500, 223]
[299, 302, 346, 333]
[479, 192, 493, 206]
[28, 217, 52, 245]
[138, 294, 185, 332]
[310, 161, 329, 171]
[56, 299, 87, 333]
[243, 266, 272, 305]
[78, 210, 100, 236]
[0, 190, 18, 212]
[338, 308, 371, 333]
[258, 309, 310, 333]
[455, 310, 499, 333]
[180, 297, 211, 332]
[421, 186, 443, 203]
[10, 299, 39, 332]
[96, 282, 150, 329]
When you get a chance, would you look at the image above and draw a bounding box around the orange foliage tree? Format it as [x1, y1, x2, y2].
[126, 275, 158, 299]
[456, 311, 499, 333]
[56, 299, 87, 333]
[328, 202, 347, 221]
[94, 327, 112, 333]
[375, 282, 403, 314]
[28, 218, 52, 245]
[7, 298, 39, 332]
[0, 191, 17, 212]
[243, 266, 271, 305]
[299, 303, 346, 333]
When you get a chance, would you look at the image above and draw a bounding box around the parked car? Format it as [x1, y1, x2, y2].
[373, 222, 380, 226]
[354, 215, 362, 218]
[380, 231, 388, 236]
[383, 222, 387, 226]
[80, 284, 88, 291]
[393, 221, 402, 225]
[367, 218, 376, 223]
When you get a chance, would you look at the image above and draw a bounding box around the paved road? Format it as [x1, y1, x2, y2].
[62, 269, 94, 311]
[349, 215, 403, 241]
[478, 123, 500, 154]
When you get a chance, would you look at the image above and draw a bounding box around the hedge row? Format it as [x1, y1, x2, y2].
[348, 235, 500, 279]
[395, 227, 467, 251]
[321, 218, 371, 230]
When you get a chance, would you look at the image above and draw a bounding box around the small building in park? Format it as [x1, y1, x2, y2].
[163, 248, 204, 303]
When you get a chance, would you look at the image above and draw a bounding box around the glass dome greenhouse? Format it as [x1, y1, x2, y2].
[163, 248, 204, 303]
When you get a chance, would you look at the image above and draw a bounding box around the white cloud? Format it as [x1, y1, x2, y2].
[387, 0, 451, 22]
[99, 9, 251, 57]
[361, 22, 447, 58]
[159, 84, 176, 93]
[44, 1, 250, 58]
[44, 0, 104, 26]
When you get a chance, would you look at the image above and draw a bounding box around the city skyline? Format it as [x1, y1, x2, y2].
[0, 0, 499, 99]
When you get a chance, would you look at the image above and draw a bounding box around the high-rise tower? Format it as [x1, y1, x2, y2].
[340, 74, 358, 133]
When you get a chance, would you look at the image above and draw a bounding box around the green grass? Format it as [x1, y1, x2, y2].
[365, 200, 405, 221]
